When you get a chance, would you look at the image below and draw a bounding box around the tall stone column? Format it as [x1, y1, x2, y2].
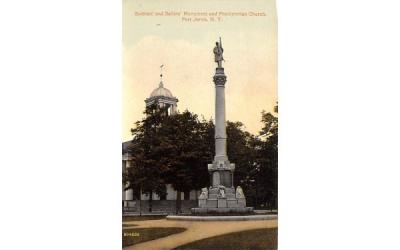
[214, 68, 227, 162]
[208, 67, 235, 189]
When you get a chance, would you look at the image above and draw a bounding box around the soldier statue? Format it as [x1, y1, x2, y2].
[213, 37, 224, 68]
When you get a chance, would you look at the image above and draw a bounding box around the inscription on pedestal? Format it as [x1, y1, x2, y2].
[212, 171, 220, 186]
[218, 198, 227, 208]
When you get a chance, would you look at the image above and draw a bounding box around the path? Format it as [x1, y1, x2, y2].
[123, 218, 278, 250]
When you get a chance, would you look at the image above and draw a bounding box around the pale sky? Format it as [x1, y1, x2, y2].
[123, 0, 277, 142]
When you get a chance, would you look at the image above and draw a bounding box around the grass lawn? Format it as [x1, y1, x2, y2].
[174, 228, 277, 250]
[122, 227, 186, 247]
[191, 212, 258, 216]
[190, 211, 278, 216]
[122, 215, 166, 222]
[122, 223, 137, 227]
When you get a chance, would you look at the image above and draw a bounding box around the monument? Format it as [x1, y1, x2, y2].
[192, 38, 253, 214]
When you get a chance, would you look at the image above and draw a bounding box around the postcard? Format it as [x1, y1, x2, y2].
[122, 0, 277, 249]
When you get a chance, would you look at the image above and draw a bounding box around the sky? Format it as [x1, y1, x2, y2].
[123, 0, 277, 142]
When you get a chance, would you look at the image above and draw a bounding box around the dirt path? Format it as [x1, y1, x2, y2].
[123, 218, 278, 250]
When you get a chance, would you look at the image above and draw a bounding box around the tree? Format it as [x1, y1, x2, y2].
[158, 111, 211, 214]
[191, 118, 214, 194]
[226, 122, 255, 186]
[254, 109, 278, 209]
[225, 110, 278, 209]
[124, 104, 169, 212]
[225, 121, 261, 207]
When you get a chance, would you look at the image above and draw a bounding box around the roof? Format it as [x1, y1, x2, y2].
[150, 81, 174, 98]
[122, 140, 133, 154]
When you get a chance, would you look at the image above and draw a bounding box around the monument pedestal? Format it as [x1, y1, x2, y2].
[192, 188, 253, 214]
[191, 207, 253, 214]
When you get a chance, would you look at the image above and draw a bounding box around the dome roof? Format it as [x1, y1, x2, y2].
[150, 82, 174, 98]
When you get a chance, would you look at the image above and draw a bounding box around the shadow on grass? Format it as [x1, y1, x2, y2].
[122, 215, 166, 222]
[122, 223, 137, 227]
[123, 227, 186, 248]
[174, 228, 277, 250]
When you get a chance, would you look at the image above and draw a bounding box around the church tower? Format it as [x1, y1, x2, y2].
[145, 70, 178, 115]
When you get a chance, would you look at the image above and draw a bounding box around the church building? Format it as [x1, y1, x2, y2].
[122, 74, 199, 213]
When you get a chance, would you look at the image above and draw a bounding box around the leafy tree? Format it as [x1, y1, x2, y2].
[124, 104, 169, 212]
[254, 109, 278, 209]
[191, 118, 214, 193]
[226, 122, 256, 188]
[225, 110, 278, 209]
[158, 111, 211, 213]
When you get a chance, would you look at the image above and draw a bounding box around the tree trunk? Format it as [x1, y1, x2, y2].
[139, 187, 142, 216]
[149, 191, 153, 213]
[255, 181, 259, 209]
[176, 191, 182, 214]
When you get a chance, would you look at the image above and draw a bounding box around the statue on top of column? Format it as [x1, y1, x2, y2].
[213, 37, 224, 68]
